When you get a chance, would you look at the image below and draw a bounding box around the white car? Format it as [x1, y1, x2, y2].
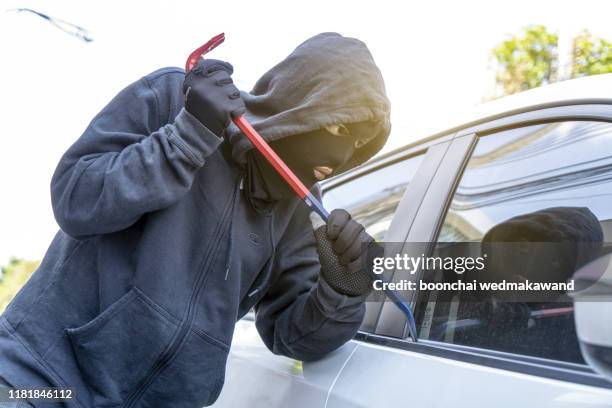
[213, 74, 612, 407]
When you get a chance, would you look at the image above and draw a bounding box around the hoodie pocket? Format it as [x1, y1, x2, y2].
[137, 327, 229, 408]
[65, 287, 178, 406]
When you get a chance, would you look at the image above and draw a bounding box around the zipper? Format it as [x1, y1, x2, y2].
[123, 186, 238, 407]
[246, 214, 276, 300]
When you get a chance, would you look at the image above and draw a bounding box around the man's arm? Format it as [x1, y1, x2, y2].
[51, 62, 243, 239]
[254, 199, 366, 361]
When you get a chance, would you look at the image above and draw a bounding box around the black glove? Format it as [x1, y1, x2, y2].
[311, 209, 383, 296]
[183, 59, 246, 136]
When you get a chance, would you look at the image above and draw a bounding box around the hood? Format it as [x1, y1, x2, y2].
[225, 32, 391, 171]
[482, 206, 604, 282]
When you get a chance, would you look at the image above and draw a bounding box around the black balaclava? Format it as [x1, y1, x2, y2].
[224, 33, 391, 169]
[244, 128, 357, 205]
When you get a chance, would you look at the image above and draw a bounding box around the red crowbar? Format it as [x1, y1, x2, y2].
[184, 33, 328, 219]
[185, 34, 418, 342]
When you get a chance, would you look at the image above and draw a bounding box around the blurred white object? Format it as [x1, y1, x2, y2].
[571, 253, 612, 382]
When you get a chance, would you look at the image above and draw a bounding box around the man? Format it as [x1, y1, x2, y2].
[0, 32, 390, 407]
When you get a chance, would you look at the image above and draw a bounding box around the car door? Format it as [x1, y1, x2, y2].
[212, 140, 438, 408]
[326, 104, 612, 408]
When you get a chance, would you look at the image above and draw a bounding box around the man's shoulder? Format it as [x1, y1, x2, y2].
[144, 67, 185, 84]
[138, 67, 185, 121]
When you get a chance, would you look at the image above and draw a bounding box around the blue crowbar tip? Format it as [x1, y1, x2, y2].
[186, 33, 418, 342]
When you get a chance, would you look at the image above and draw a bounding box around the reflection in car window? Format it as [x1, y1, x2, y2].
[420, 122, 612, 364]
[323, 154, 424, 241]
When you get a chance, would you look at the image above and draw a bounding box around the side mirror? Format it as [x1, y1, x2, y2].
[570, 253, 612, 382]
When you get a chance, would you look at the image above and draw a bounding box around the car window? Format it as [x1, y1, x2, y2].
[323, 154, 424, 241]
[418, 121, 612, 363]
[324, 153, 425, 334]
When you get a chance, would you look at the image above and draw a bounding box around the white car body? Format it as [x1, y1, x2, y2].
[213, 74, 612, 408]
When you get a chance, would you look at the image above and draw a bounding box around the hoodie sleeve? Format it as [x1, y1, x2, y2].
[51, 69, 223, 239]
[254, 198, 366, 361]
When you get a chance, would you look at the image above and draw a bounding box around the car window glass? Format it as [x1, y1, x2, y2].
[419, 122, 612, 363]
[323, 154, 424, 241]
[324, 153, 425, 334]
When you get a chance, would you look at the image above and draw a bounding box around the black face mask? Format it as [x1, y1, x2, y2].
[245, 129, 356, 204]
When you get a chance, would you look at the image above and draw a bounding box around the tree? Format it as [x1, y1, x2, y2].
[492, 26, 612, 98]
[0, 258, 39, 313]
[572, 30, 612, 77]
[492, 25, 558, 96]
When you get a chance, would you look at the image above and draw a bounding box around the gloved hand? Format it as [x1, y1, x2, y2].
[311, 209, 383, 296]
[183, 59, 246, 136]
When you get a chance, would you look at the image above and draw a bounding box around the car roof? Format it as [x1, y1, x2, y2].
[459, 73, 612, 126]
[385, 73, 612, 159]
[323, 73, 612, 189]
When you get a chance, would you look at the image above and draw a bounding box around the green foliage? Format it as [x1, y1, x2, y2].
[572, 30, 612, 77]
[492, 25, 612, 98]
[0, 258, 39, 313]
[493, 25, 559, 96]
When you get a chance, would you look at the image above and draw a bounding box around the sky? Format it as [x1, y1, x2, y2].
[2, 0, 612, 265]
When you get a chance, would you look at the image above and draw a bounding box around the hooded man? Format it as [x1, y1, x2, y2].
[0, 32, 390, 407]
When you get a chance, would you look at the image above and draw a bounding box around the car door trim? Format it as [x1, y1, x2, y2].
[354, 332, 612, 390]
[375, 134, 477, 338]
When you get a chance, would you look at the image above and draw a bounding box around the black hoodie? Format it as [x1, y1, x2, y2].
[0, 33, 390, 407]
